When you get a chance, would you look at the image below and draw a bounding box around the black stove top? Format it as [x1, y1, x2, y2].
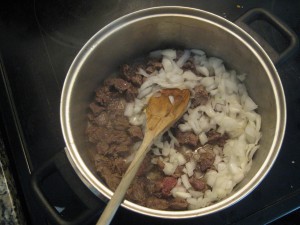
[1, 1, 300, 225]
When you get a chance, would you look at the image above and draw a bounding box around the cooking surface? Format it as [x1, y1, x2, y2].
[0, 0, 300, 224]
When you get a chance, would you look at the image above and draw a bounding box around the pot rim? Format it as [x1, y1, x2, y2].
[60, 6, 286, 218]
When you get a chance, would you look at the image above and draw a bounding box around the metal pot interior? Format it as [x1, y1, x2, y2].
[61, 7, 286, 218]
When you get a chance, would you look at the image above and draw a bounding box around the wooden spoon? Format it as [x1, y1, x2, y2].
[96, 88, 190, 225]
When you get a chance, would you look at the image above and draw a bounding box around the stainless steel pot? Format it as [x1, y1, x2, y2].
[60, 6, 293, 218]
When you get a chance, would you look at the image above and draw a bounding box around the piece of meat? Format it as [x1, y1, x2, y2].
[88, 127, 132, 145]
[105, 78, 132, 93]
[197, 151, 216, 172]
[146, 197, 169, 210]
[156, 158, 165, 170]
[94, 154, 111, 167]
[127, 126, 143, 141]
[175, 130, 199, 147]
[110, 130, 132, 145]
[146, 59, 163, 73]
[181, 150, 193, 161]
[108, 144, 130, 155]
[95, 155, 121, 190]
[146, 179, 164, 195]
[126, 178, 148, 204]
[191, 85, 209, 108]
[125, 86, 138, 102]
[129, 73, 144, 87]
[86, 126, 103, 143]
[169, 198, 188, 210]
[182, 58, 198, 75]
[161, 176, 178, 197]
[94, 112, 109, 127]
[120, 64, 145, 87]
[87, 113, 94, 123]
[189, 177, 207, 191]
[95, 86, 119, 106]
[106, 99, 126, 114]
[89, 102, 105, 115]
[112, 115, 130, 130]
[106, 176, 121, 191]
[173, 165, 184, 178]
[137, 156, 153, 176]
[206, 130, 229, 147]
[96, 140, 109, 154]
[175, 50, 184, 60]
[113, 158, 129, 174]
[120, 64, 134, 80]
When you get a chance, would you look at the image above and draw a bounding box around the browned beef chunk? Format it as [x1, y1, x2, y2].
[87, 114, 96, 124]
[169, 198, 188, 210]
[95, 86, 118, 106]
[112, 115, 130, 130]
[120, 64, 144, 87]
[89, 102, 105, 115]
[94, 153, 111, 167]
[175, 130, 198, 147]
[182, 58, 197, 74]
[146, 179, 163, 195]
[126, 178, 148, 204]
[94, 112, 109, 126]
[155, 158, 165, 170]
[95, 155, 121, 190]
[191, 85, 209, 108]
[109, 130, 132, 145]
[173, 165, 184, 178]
[125, 86, 138, 102]
[96, 140, 109, 154]
[105, 78, 132, 93]
[145, 59, 163, 74]
[106, 99, 126, 114]
[161, 176, 177, 197]
[100, 171, 121, 191]
[197, 151, 216, 172]
[175, 50, 184, 60]
[127, 126, 143, 141]
[137, 155, 153, 176]
[206, 130, 228, 147]
[88, 127, 131, 145]
[108, 144, 130, 155]
[189, 177, 207, 191]
[86, 126, 103, 143]
[120, 64, 134, 80]
[113, 158, 129, 174]
[129, 74, 144, 87]
[146, 197, 169, 210]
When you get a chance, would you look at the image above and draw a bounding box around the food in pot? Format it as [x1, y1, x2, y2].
[86, 49, 261, 210]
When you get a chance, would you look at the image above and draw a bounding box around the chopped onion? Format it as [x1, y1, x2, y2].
[161, 49, 177, 59]
[177, 50, 191, 68]
[181, 174, 192, 190]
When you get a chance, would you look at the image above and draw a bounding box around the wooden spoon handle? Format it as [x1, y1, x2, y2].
[96, 132, 154, 225]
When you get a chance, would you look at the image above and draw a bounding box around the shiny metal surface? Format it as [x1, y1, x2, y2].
[60, 6, 286, 218]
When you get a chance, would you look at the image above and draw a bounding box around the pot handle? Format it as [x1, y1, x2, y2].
[31, 150, 105, 225]
[235, 8, 299, 65]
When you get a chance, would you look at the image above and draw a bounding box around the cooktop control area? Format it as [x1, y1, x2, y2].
[0, 1, 299, 225]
